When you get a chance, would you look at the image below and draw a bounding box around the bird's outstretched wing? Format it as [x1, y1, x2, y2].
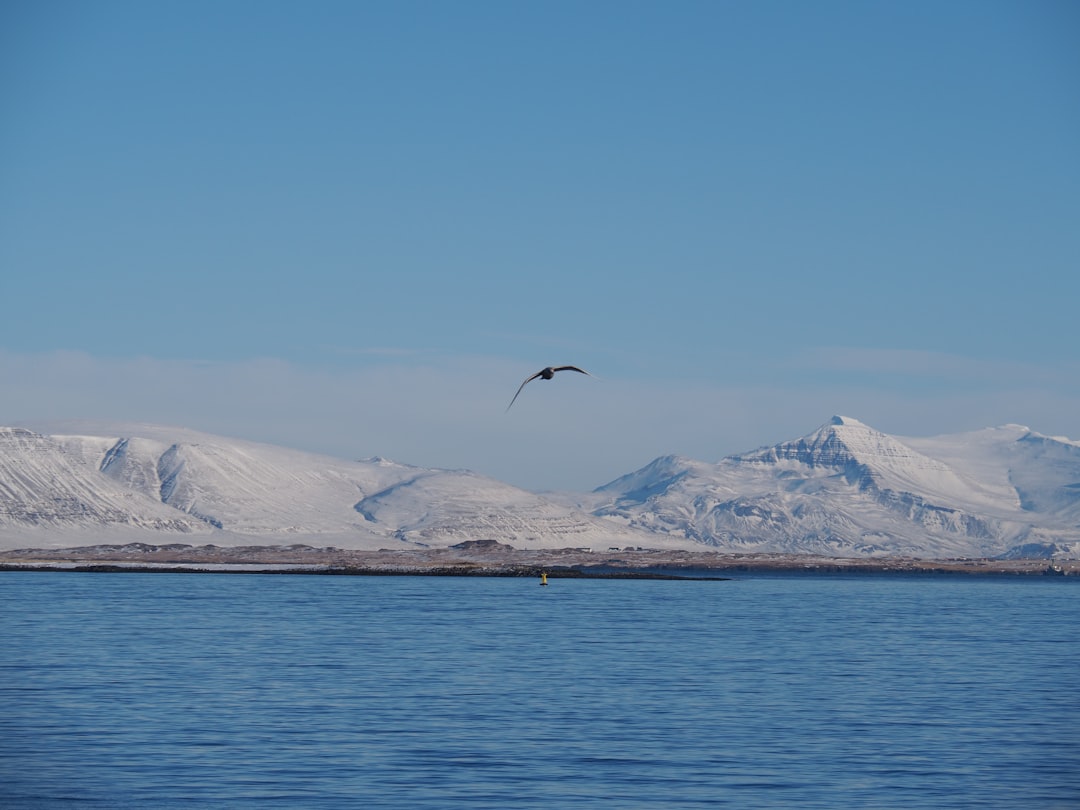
[551, 366, 591, 376]
[506, 366, 594, 411]
[506, 371, 545, 411]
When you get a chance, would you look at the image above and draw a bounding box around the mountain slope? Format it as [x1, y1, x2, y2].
[0, 422, 675, 552]
[0, 428, 206, 535]
[3, 417, 1079, 558]
[354, 468, 687, 549]
[590, 416, 1080, 558]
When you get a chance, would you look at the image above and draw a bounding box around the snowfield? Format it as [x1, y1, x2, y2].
[3, 416, 1079, 559]
[0, 421, 684, 553]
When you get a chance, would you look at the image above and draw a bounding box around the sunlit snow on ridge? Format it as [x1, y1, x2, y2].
[3, 416, 1079, 559]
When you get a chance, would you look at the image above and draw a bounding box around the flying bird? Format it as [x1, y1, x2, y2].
[506, 365, 592, 411]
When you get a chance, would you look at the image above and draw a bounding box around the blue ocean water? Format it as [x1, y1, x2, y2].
[0, 571, 1077, 809]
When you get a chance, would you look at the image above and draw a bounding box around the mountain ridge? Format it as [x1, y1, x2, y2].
[1, 422, 683, 553]
[586, 415, 1080, 559]
[3, 416, 1079, 558]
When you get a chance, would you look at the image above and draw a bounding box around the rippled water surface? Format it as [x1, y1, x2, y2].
[1, 571, 1077, 808]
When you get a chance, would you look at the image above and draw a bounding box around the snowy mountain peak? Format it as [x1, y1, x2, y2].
[3, 418, 1079, 559]
[361, 455, 418, 469]
[596, 454, 701, 494]
[593, 416, 1080, 559]
[829, 415, 865, 427]
[1023, 430, 1080, 449]
[733, 415, 937, 479]
[999, 423, 1032, 434]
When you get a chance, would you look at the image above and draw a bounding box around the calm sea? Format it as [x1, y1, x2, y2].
[1, 570, 1077, 809]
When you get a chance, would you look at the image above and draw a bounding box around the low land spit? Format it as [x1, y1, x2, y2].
[0, 541, 1075, 577]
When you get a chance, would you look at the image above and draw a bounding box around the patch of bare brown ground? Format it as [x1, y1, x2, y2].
[1, 541, 1077, 577]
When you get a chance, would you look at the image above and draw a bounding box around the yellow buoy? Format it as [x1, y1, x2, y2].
[540, 571, 548, 586]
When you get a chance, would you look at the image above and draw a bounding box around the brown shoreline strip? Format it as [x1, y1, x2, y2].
[1, 543, 1075, 577]
[0, 563, 729, 580]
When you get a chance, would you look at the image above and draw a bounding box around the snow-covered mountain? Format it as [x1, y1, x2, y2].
[0, 422, 685, 552]
[3, 416, 1079, 558]
[584, 416, 1080, 559]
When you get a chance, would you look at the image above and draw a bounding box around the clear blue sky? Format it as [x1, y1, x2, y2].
[3, 0, 1078, 491]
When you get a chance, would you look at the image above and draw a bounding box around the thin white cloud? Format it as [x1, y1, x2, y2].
[320, 345, 427, 358]
[794, 346, 1079, 388]
[3, 347, 1078, 492]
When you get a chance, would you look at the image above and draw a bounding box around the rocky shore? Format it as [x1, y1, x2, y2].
[0, 540, 1075, 578]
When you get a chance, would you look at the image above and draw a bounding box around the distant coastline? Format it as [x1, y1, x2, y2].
[1, 543, 1075, 578]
